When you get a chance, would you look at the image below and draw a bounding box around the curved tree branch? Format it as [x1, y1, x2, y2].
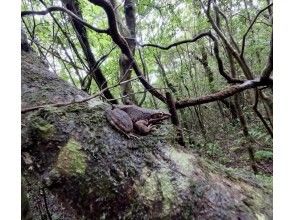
[140, 32, 210, 50]
[253, 89, 273, 137]
[21, 6, 109, 34]
[141, 31, 244, 83]
[240, 3, 273, 58]
[88, 0, 167, 103]
[175, 78, 272, 109]
[204, 0, 254, 79]
[213, 4, 240, 53]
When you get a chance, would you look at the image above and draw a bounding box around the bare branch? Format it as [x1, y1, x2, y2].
[88, 0, 167, 103]
[205, 0, 254, 79]
[208, 33, 244, 83]
[240, 3, 273, 58]
[253, 89, 273, 137]
[21, 6, 109, 34]
[166, 92, 186, 146]
[140, 32, 210, 50]
[141, 31, 243, 83]
[37, 0, 90, 71]
[175, 78, 272, 109]
[213, 5, 240, 53]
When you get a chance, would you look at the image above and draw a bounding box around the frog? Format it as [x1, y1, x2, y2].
[105, 104, 171, 138]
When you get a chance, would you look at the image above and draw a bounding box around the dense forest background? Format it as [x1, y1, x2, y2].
[21, 0, 272, 175]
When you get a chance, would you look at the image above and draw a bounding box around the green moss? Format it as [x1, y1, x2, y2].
[30, 116, 55, 140]
[56, 138, 87, 175]
[230, 146, 243, 152]
[255, 213, 267, 220]
[137, 167, 177, 217]
[164, 147, 195, 176]
[256, 174, 273, 189]
[254, 150, 273, 161]
[138, 167, 159, 202]
[87, 99, 105, 108]
[237, 177, 272, 215]
[66, 104, 85, 113]
[157, 169, 176, 215]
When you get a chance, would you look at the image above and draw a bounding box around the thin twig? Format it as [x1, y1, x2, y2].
[38, 0, 89, 71]
[214, 5, 240, 53]
[204, 0, 254, 79]
[21, 6, 109, 34]
[140, 32, 210, 50]
[252, 89, 273, 137]
[89, 0, 167, 103]
[141, 31, 243, 83]
[240, 3, 273, 58]
[82, 46, 117, 87]
[21, 77, 141, 114]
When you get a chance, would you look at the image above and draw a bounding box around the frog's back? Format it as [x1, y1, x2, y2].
[105, 108, 133, 132]
[116, 105, 156, 122]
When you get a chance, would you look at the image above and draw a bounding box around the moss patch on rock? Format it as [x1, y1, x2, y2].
[56, 138, 87, 176]
[254, 150, 273, 161]
[163, 147, 195, 176]
[30, 116, 56, 140]
[136, 166, 179, 217]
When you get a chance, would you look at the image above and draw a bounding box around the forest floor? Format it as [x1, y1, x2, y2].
[192, 138, 272, 175]
[185, 122, 273, 176]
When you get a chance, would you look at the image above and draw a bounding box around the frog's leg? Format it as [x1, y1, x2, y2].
[134, 120, 155, 135]
[129, 133, 140, 139]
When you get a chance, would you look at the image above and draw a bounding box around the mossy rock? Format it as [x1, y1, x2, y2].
[29, 116, 56, 141]
[56, 138, 87, 176]
[255, 150, 273, 161]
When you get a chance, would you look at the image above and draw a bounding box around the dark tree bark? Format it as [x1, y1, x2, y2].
[62, 0, 116, 102]
[234, 93, 258, 174]
[111, 0, 137, 104]
[226, 42, 258, 174]
[166, 92, 185, 146]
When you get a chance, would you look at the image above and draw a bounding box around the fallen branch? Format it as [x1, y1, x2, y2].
[175, 78, 272, 109]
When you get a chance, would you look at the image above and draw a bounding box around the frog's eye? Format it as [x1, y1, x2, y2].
[158, 112, 164, 117]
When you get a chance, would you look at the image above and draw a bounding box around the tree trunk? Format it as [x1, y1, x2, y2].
[62, 0, 116, 102]
[111, 0, 137, 104]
